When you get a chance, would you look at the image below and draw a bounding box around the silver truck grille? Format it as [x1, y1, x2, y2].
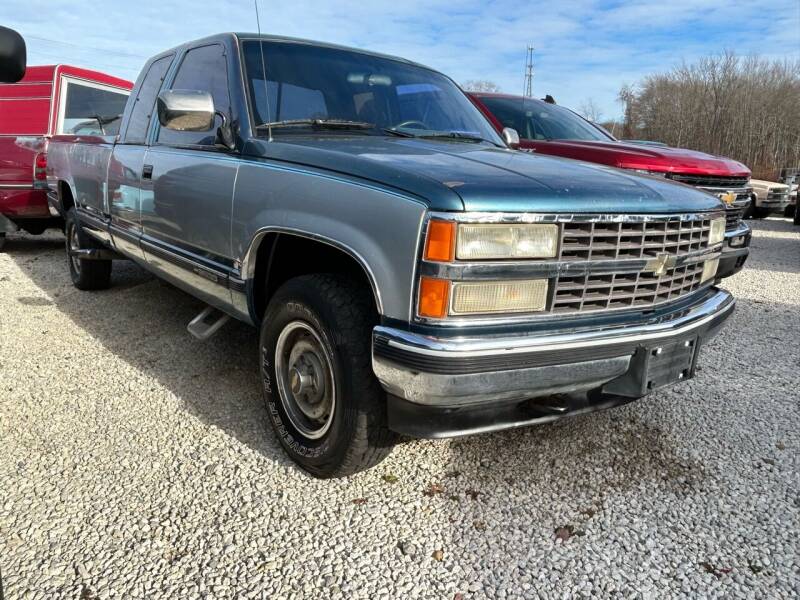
[553, 218, 712, 314]
[552, 263, 706, 313]
[725, 206, 746, 230]
[558, 219, 711, 261]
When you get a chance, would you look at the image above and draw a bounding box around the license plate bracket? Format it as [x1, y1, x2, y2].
[642, 337, 697, 392]
[602, 337, 699, 397]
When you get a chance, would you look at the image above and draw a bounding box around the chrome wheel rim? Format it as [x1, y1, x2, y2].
[68, 224, 81, 276]
[274, 321, 336, 439]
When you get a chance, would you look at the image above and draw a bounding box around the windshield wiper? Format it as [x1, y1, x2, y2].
[385, 128, 501, 146]
[255, 119, 376, 130]
[381, 128, 416, 138]
[418, 131, 502, 147]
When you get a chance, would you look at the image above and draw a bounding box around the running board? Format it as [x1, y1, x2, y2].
[69, 248, 125, 261]
[187, 306, 230, 340]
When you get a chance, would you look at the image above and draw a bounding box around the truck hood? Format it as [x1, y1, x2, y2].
[525, 139, 751, 177]
[246, 136, 723, 213]
[750, 179, 789, 191]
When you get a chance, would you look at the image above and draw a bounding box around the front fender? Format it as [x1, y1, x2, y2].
[234, 160, 428, 322]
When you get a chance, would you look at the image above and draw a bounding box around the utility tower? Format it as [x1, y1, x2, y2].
[524, 45, 534, 97]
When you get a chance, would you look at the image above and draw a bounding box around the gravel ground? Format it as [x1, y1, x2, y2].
[1, 218, 798, 599]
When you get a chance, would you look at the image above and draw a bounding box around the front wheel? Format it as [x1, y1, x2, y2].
[259, 274, 396, 477]
[65, 208, 112, 290]
[752, 206, 770, 219]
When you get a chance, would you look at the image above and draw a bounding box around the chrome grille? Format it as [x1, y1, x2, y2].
[558, 219, 711, 262]
[669, 174, 749, 188]
[725, 206, 746, 230]
[552, 262, 706, 314]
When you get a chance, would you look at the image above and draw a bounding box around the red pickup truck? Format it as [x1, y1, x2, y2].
[0, 65, 131, 249]
[469, 92, 752, 278]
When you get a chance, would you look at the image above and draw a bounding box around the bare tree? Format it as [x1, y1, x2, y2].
[462, 80, 502, 93]
[578, 98, 603, 123]
[621, 53, 800, 179]
[599, 119, 623, 138]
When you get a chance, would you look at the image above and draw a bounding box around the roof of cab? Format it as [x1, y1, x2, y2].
[469, 91, 547, 103]
[147, 32, 433, 72]
[11, 65, 132, 89]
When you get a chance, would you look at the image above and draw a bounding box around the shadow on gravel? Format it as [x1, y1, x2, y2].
[6, 233, 294, 471]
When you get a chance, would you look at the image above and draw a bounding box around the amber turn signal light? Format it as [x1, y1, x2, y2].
[423, 220, 455, 262]
[418, 277, 450, 319]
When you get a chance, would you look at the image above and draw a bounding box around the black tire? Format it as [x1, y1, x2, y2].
[752, 206, 770, 220]
[259, 273, 396, 478]
[743, 197, 755, 219]
[0, 232, 5, 252]
[65, 208, 112, 290]
[794, 205, 800, 226]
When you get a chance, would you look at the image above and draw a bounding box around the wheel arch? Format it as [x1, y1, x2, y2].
[57, 180, 76, 214]
[244, 228, 385, 324]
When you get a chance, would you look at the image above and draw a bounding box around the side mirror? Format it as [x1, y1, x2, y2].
[0, 26, 26, 83]
[502, 127, 520, 150]
[157, 90, 215, 132]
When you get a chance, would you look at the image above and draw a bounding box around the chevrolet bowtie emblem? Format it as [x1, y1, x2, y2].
[719, 191, 736, 205]
[646, 252, 677, 276]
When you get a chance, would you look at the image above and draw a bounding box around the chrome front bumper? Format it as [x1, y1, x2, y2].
[759, 198, 790, 209]
[373, 289, 735, 409]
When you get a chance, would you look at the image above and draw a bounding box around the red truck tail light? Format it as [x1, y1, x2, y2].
[34, 152, 48, 181]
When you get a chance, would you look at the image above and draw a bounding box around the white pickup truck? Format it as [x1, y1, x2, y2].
[748, 179, 790, 219]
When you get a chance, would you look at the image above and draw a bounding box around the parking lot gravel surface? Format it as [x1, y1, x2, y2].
[0, 218, 798, 599]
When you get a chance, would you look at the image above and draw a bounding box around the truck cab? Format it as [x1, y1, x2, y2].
[0, 65, 131, 248]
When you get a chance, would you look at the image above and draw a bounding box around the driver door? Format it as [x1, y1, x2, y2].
[139, 43, 237, 309]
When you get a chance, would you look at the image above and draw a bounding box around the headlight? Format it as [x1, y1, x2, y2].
[456, 223, 558, 260]
[451, 279, 548, 315]
[709, 217, 725, 245]
[701, 258, 719, 283]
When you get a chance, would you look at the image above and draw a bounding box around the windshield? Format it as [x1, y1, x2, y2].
[479, 96, 613, 142]
[242, 40, 502, 143]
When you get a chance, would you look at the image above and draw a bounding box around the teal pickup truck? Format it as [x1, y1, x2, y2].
[47, 33, 735, 477]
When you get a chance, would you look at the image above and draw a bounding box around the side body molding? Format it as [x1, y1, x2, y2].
[233, 160, 428, 322]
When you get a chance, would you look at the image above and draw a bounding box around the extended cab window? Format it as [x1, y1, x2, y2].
[58, 80, 129, 136]
[124, 55, 173, 144]
[157, 44, 230, 147]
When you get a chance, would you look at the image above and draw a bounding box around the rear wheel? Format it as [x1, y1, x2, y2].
[65, 208, 112, 290]
[794, 205, 800, 226]
[0, 233, 5, 252]
[259, 273, 396, 477]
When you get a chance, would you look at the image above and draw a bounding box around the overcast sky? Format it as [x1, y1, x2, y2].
[4, 0, 799, 119]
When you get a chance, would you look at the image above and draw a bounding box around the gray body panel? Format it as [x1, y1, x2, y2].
[108, 144, 147, 259]
[233, 157, 427, 320]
